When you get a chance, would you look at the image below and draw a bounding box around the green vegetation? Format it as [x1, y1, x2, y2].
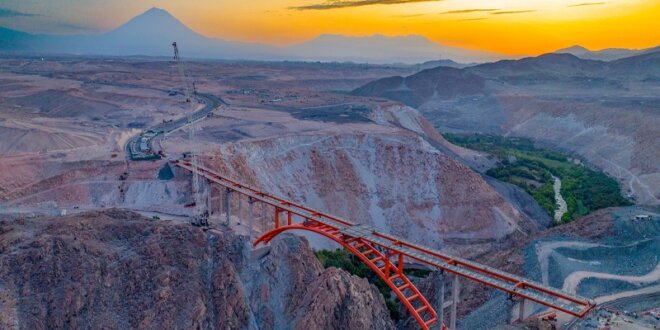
[315, 248, 430, 321]
[444, 133, 631, 223]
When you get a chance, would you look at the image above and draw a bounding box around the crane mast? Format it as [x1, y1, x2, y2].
[172, 42, 208, 227]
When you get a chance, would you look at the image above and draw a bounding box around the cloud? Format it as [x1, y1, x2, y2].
[440, 9, 497, 14]
[568, 2, 607, 7]
[291, 0, 442, 10]
[491, 10, 536, 15]
[393, 13, 426, 18]
[48, 21, 99, 34]
[0, 8, 39, 17]
[457, 17, 487, 21]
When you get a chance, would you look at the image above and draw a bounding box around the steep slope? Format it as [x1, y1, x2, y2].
[0, 210, 394, 329]
[198, 131, 535, 254]
[352, 52, 660, 205]
[146, 102, 542, 255]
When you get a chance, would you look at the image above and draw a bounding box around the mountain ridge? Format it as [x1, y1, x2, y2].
[0, 7, 498, 63]
[351, 50, 660, 205]
[553, 44, 660, 61]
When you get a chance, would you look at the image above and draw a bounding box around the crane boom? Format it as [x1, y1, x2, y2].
[172, 42, 208, 227]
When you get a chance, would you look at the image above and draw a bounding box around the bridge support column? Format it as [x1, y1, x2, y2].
[287, 211, 292, 225]
[218, 187, 223, 216]
[450, 275, 459, 330]
[518, 298, 526, 322]
[225, 188, 232, 226]
[261, 203, 267, 231]
[206, 182, 212, 216]
[237, 193, 243, 225]
[274, 208, 280, 229]
[248, 197, 254, 242]
[437, 273, 445, 330]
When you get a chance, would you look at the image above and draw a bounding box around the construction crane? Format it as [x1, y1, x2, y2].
[172, 41, 208, 227]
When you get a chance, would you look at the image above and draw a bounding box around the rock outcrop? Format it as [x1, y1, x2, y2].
[0, 210, 394, 329]
[200, 129, 535, 255]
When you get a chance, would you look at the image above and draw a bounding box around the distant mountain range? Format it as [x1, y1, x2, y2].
[2, 7, 656, 64]
[353, 52, 660, 105]
[553, 45, 660, 61]
[0, 7, 501, 64]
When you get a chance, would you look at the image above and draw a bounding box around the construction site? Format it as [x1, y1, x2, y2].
[1, 26, 659, 328]
[123, 45, 599, 329]
[0, 1, 660, 322]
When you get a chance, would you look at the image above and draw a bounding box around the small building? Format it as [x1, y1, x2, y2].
[634, 214, 652, 221]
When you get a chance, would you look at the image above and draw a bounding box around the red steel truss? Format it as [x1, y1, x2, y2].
[174, 160, 595, 329]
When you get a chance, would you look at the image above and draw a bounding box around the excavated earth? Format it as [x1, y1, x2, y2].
[163, 102, 540, 257]
[0, 209, 394, 330]
[0, 56, 613, 329]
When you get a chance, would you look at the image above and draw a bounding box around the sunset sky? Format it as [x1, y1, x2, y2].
[1, 0, 658, 56]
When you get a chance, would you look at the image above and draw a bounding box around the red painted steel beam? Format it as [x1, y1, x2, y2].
[253, 221, 443, 330]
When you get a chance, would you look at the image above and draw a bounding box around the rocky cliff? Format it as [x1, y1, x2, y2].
[198, 130, 535, 256]
[0, 210, 394, 329]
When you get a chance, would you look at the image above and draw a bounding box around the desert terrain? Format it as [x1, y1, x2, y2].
[355, 52, 660, 205]
[1, 55, 658, 329]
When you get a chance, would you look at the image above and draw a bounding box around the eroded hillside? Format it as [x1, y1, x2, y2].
[354, 52, 660, 205]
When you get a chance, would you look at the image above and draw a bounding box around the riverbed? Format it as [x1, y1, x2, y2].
[553, 175, 567, 222]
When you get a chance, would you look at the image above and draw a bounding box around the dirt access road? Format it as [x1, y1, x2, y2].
[126, 93, 227, 160]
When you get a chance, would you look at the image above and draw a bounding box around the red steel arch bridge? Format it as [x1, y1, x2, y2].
[174, 160, 595, 330]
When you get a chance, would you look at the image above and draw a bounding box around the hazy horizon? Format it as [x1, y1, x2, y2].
[1, 0, 659, 56]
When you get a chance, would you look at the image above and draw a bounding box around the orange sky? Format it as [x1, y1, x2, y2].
[4, 0, 660, 55]
[167, 0, 660, 55]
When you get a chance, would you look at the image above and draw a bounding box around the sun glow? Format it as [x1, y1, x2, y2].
[4, 0, 659, 55]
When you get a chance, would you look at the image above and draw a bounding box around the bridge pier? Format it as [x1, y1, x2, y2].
[248, 197, 255, 242]
[217, 187, 225, 217]
[437, 273, 445, 330]
[225, 188, 232, 226]
[450, 275, 459, 330]
[237, 192, 243, 225]
[518, 298, 526, 322]
[261, 203, 267, 231]
[274, 208, 281, 228]
[206, 180, 212, 216]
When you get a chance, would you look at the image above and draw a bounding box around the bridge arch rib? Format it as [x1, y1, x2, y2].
[254, 221, 443, 330]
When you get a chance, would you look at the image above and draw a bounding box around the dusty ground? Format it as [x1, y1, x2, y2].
[2, 56, 653, 329]
[0, 56, 539, 257]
